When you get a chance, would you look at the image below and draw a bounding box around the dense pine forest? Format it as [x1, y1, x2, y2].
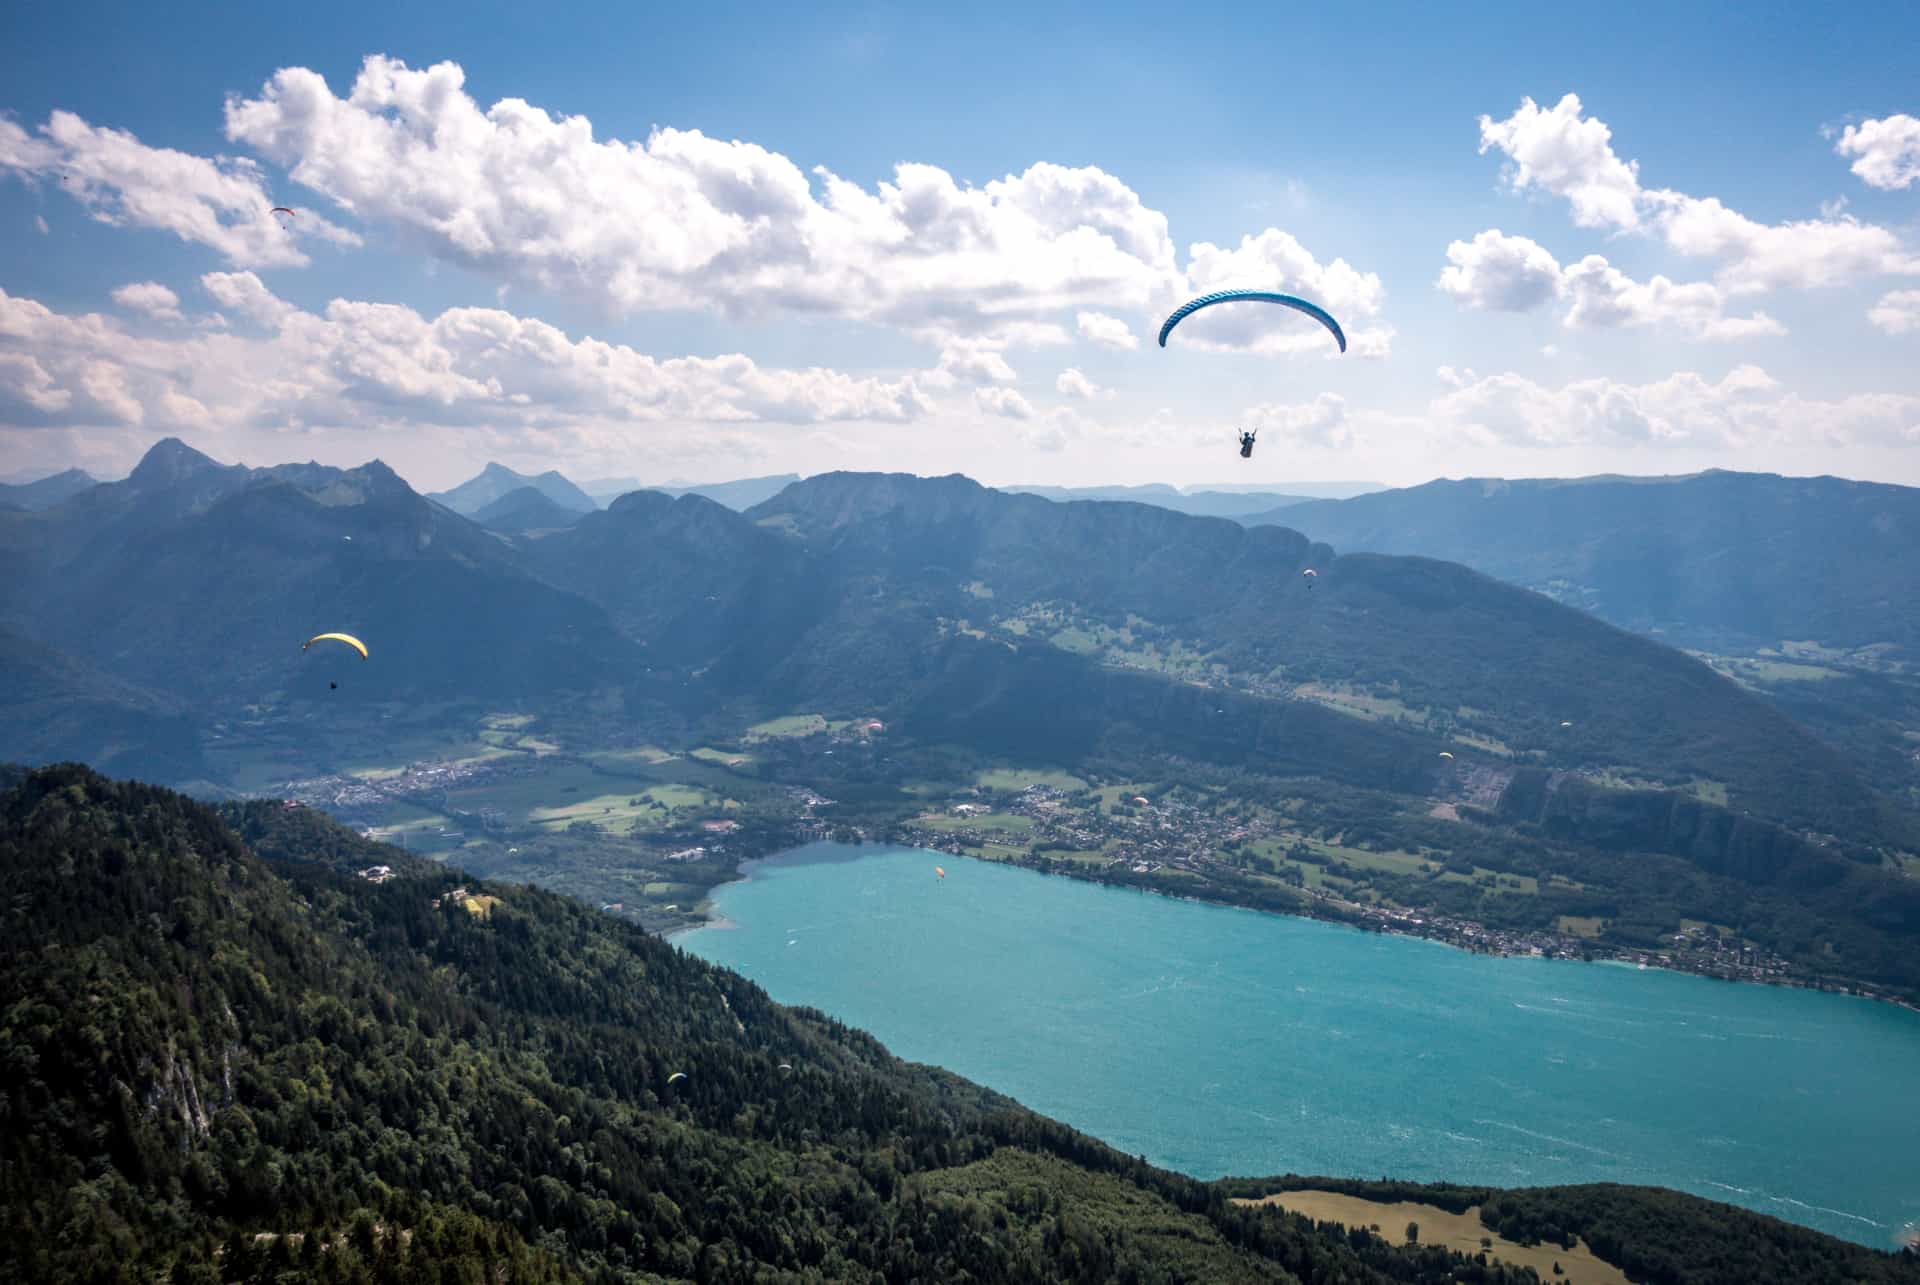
[4, 762, 1918, 1283]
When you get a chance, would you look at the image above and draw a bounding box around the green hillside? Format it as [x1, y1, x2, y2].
[7, 763, 1912, 1283]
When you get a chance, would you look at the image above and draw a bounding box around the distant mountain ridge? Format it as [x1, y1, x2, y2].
[2, 448, 1895, 851]
[1004, 483, 1317, 517]
[0, 467, 97, 510]
[472, 484, 586, 531]
[430, 461, 597, 516]
[1246, 469, 1920, 662]
[576, 472, 804, 510]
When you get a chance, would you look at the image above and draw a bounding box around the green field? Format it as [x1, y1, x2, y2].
[529, 783, 725, 836]
[746, 713, 830, 739]
[584, 747, 678, 772]
[920, 812, 1036, 834]
[691, 747, 755, 767]
[976, 767, 1089, 791]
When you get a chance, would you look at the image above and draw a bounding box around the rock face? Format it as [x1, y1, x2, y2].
[1498, 768, 1834, 885]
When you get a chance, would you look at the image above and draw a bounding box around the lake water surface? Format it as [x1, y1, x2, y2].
[678, 842, 1920, 1247]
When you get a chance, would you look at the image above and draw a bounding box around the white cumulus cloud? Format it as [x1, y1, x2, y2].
[1437, 230, 1564, 311]
[0, 278, 934, 451]
[1478, 94, 1920, 294]
[0, 113, 359, 268]
[1243, 392, 1353, 450]
[1076, 310, 1139, 349]
[1834, 114, 1920, 190]
[1430, 365, 1920, 450]
[111, 282, 185, 322]
[223, 56, 1190, 340]
[1559, 256, 1784, 338]
[973, 387, 1034, 420]
[1055, 367, 1099, 398]
[1435, 229, 1780, 339]
[1869, 289, 1920, 334]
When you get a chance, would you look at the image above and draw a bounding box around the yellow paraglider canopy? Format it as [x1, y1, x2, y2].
[302, 632, 368, 659]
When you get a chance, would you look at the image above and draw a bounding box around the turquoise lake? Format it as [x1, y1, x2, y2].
[679, 843, 1920, 1248]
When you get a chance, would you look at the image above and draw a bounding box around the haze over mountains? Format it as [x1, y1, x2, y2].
[1003, 483, 1321, 518]
[5, 441, 1919, 997]
[428, 461, 598, 516]
[0, 467, 97, 511]
[1246, 471, 1920, 664]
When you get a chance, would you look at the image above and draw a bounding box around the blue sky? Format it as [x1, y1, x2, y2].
[3, 0, 1917, 490]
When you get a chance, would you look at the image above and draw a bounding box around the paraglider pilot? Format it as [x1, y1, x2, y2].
[1239, 428, 1258, 459]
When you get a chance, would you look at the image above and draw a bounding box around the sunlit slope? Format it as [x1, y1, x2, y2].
[729, 472, 1883, 840]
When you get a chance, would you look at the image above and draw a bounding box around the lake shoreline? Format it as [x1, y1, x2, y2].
[684, 832, 1920, 1018]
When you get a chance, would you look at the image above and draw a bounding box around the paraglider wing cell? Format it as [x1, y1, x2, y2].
[666, 1072, 688, 1085]
[1158, 290, 1348, 352]
[302, 632, 369, 659]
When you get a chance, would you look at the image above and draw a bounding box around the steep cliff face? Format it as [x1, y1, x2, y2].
[1498, 768, 1847, 885]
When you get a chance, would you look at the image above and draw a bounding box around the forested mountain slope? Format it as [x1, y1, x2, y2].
[0, 762, 1643, 1284]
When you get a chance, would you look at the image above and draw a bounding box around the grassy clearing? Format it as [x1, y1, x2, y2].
[1451, 730, 1513, 757]
[691, 747, 755, 767]
[1232, 1191, 1628, 1285]
[976, 767, 1089, 791]
[1293, 684, 1423, 724]
[528, 783, 722, 835]
[1092, 782, 1158, 811]
[1050, 627, 1101, 655]
[919, 812, 1035, 834]
[746, 713, 829, 739]
[442, 761, 605, 814]
[1558, 915, 1607, 939]
[1581, 769, 1728, 805]
[584, 747, 678, 772]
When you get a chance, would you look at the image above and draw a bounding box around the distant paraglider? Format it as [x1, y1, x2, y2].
[271, 206, 296, 221]
[1238, 428, 1258, 459]
[1560, 721, 1574, 728]
[666, 1072, 687, 1086]
[303, 632, 368, 659]
[935, 866, 946, 880]
[1438, 751, 1455, 761]
[1301, 568, 1317, 590]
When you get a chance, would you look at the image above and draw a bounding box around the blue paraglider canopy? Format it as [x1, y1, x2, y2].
[1158, 290, 1347, 353]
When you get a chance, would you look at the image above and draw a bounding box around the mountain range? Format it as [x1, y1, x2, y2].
[1246, 470, 1920, 665]
[4, 440, 1918, 995]
[429, 461, 599, 516]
